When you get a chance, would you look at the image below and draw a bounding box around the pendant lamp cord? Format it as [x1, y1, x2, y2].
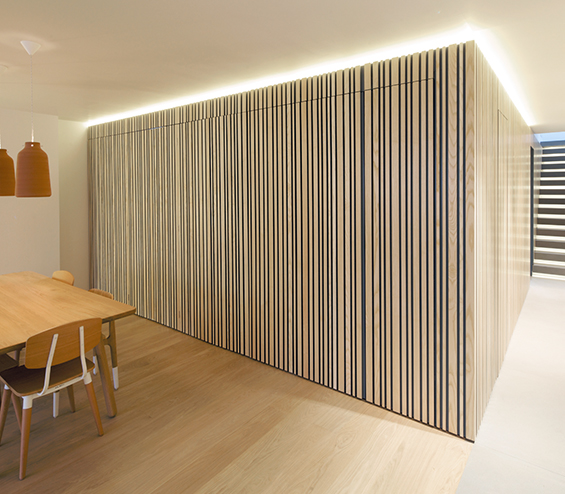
[29, 53, 34, 142]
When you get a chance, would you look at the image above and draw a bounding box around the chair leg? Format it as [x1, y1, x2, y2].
[11, 394, 22, 431]
[112, 367, 119, 390]
[84, 378, 104, 436]
[53, 391, 60, 418]
[0, 385, 12, 444]
[20, 405, 33, 480]
[108, 321, 119, 390]
[67, 386, 76, 413]
[93, 343, 117, 417]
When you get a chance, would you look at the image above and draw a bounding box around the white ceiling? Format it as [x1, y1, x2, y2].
[0, 0, 563, 133]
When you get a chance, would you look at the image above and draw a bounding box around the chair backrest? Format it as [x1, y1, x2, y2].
[89, 288, 114, 300]
[25, 318, 102, 369]
[52, 270, 75, 286]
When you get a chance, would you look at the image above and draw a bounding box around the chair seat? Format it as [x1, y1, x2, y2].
[0, 354, 18, 373]
[0, 358, 94, 397]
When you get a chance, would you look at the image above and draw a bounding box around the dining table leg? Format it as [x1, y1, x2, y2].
[93, 343, 117, 417]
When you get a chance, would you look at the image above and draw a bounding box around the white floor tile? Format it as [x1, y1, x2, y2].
[457, 277, 565, 491]
[458, 445, 565, 494]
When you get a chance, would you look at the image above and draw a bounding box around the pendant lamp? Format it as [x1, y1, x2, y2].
[0, 65, 15, 196]
[15, 40, 51, 198]
[0, 148, 16, 196]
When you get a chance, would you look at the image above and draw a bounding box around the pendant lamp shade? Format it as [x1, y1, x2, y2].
[15, 142, 51, 197]
[16, 41, 51, 198]
[0, 148, 16, 196]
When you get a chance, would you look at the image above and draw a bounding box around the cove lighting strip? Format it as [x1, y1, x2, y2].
[85, 24, 534, 128]
[472, 28, 534, 126]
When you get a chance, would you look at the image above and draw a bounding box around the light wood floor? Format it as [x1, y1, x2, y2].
[0, 316, 472, 493]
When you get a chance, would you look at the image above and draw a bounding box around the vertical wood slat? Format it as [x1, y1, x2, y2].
[88, 41, 532, 441]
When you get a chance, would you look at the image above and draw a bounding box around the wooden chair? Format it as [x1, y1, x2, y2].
[51, 270, 75, 286]
[0, 318, 104, 480]
[0, 354, 22, 430]
[89, 288, 120, 390]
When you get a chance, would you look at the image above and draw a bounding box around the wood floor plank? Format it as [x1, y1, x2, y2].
[0, 316, 472, 492]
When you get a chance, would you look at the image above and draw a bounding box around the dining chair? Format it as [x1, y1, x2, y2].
[0, 318, 104, 480]
[51, 270, 75, 286]
[0, 354, 22, 430]
[89, 288, 120, 390]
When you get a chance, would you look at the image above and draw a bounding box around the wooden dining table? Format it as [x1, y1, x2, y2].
[0, 271, 136, 417]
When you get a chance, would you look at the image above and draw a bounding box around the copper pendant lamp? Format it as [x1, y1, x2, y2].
[0, 148, 16, 196]
[0, 64, 15, 196]
[15, 40, 51, 198]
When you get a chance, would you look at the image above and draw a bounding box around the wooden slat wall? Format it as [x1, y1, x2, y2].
[471, 44, 532, 438]
[88, 41, 532, 440]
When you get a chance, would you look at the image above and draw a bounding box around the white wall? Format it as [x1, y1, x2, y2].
[58, 120, 89, 289]
[0, 107, 60, 277]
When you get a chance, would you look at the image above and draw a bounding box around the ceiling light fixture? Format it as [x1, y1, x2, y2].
[0, 65, 16, 196]
[15, 40, 51, 198]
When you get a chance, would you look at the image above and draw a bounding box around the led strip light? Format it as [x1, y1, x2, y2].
[85, 24, 535, 128]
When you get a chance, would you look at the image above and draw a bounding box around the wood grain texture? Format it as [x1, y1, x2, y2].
[469, 41, 531, 436]
[0, 315, 472, 492]
[0, 272, 135, 352]
[88, 41, 532, 440]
